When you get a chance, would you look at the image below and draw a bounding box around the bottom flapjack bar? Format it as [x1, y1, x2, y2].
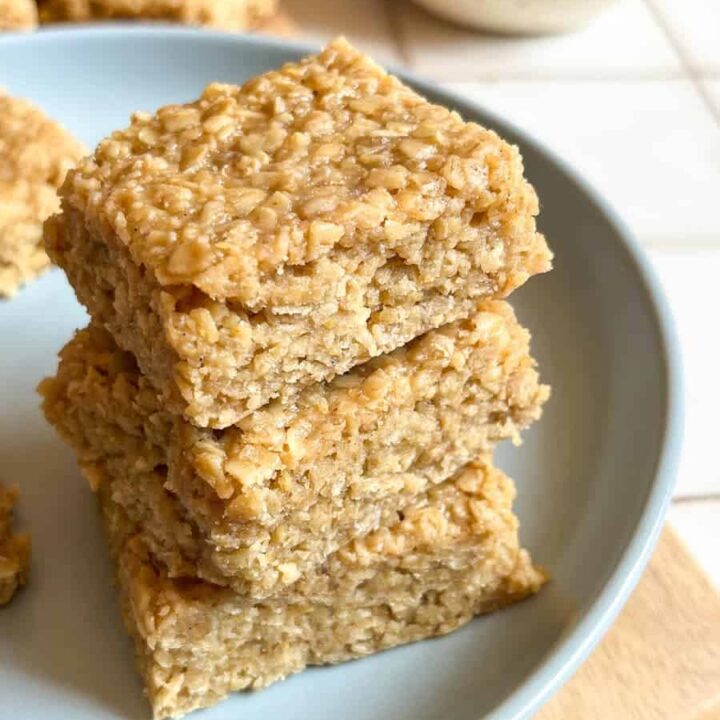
[99, 458, 544, 719]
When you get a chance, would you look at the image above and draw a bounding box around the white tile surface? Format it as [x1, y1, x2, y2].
[702, 80, 720, 118]
[646, 0, 720, 73]
[669, 501, 720, 590]
[392, 0, 682, 81]
[648, 249, 720, 498]
[448, 80, 720, 244]
[280, 0, 402, 66]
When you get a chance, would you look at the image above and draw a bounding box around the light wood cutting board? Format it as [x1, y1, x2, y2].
[537, 528, 720, 720]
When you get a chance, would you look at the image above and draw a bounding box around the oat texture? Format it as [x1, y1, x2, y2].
[0, 483, 30, 606]
[38, 0, 276, 28]
[0, 93, 85, 296]
[41, 300, 549, 596]
[0, 0, 37, 29]
[100, 457, 545, 719]
[47, 37, 552, 427]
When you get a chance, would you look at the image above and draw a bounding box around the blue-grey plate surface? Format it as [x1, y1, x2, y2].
[0, 27, 682, 720]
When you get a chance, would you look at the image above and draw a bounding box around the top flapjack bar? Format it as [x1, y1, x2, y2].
[46, 37, 552, 428]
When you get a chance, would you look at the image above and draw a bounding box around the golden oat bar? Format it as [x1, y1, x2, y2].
[46, 38, 552, 428]
[101, 458, 545, 719]
[0, 0, 37, 29]
[41, 300, 549, 598]
[38, 0, 276, 29]
[0, 93, 85, 296]
[0, 483, 30, 606]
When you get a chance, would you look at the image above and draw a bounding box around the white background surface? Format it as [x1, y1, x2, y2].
[279, 0, 720, 588]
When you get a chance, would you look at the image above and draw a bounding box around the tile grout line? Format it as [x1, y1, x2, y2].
[642, 0, 697, 69]
[631, 237, 720, 251]
[643, 0, 720, 126]
[383, 0, 411, 68]
[441, 70, 688, 83]
[672, 493, 720, 504]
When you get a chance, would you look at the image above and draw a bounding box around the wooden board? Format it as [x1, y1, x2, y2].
[538, 528, 720, 719]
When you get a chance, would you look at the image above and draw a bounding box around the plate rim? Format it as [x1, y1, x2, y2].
[1, 25, 685, 720]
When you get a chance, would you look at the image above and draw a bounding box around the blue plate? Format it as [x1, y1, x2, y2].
[0, 27, 682, 720]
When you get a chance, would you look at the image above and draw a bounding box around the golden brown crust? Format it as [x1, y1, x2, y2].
[38, 0, 276, 28]
[0, 93, 85, 296]
[61, 38, 548, 303]
[0, 483, 30, 606]
[0, 0, 37, 29]
[47, 38, 551, 427]
[101, 458, 545, 719]
[40, 301, 549, 596]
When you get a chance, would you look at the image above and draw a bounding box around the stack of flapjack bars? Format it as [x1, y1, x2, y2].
[40, 38, 553, 720]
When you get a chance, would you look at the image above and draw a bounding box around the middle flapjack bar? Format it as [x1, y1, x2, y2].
[40, 299, 548, 598]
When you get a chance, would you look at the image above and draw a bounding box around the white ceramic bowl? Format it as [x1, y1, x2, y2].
[412, 0, 618, 35]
